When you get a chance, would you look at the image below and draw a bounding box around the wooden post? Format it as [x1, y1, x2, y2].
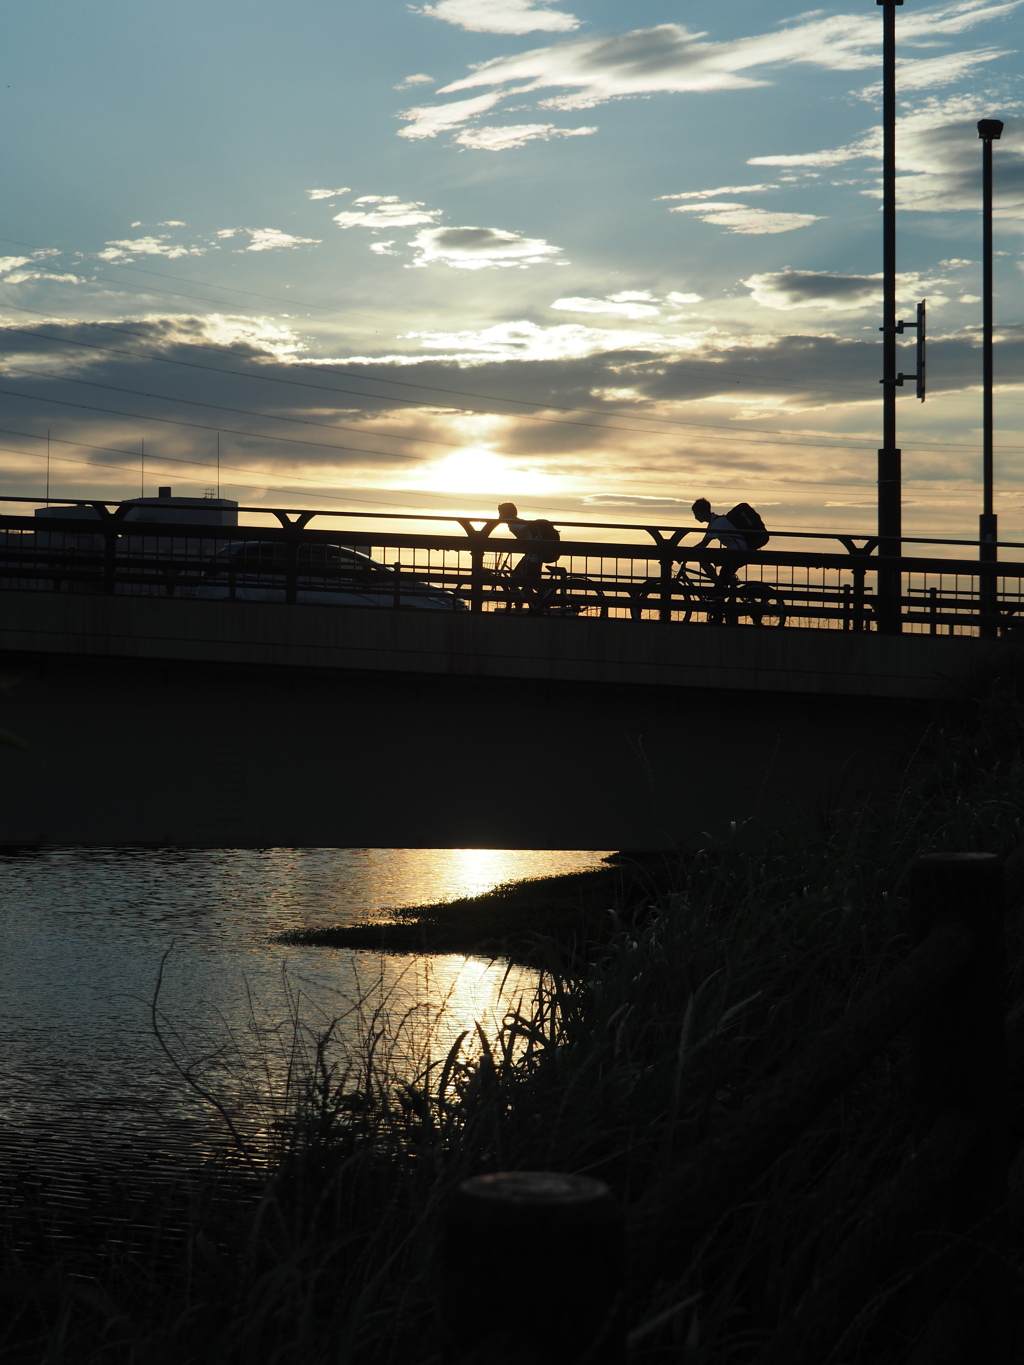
[908, 853, 1008, 1360]
[438, 1171, 623, 1365]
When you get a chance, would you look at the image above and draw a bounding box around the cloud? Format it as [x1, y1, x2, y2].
[748, 97, 1024, 223]
[333, 196, 442, 228]
[410, 0, 580, 33]
[744, 270, 884, 310]
[0, 253, 82, 287]
[370, 240, 399, 255]
[394, 73, 435, 88]
[96, 235, 203, 262]
[243, 228, 321, 252]
[661, 183, 776, 199]
[401, 3, 1022, 137]
[552, 291, 661, 319]
[398, 91, 505, 140]
[215, 227, 321, 250]
[749, 129, 880, 168]
[452, 122, 596, 149]
[401, 318, 674, 359]
[307, 186, 352, 200]
[666, 291, 703, 304]
[856, 44, 1009, 99]
[667, 201, 823, 234]
[6, 316, 1024, 515]
[744, 268, 952, 310]
[585, 494, 692, 508]
[408, 225, 564, 268]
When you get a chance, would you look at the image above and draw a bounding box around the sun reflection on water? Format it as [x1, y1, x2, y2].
[0, 846, 609, 1173]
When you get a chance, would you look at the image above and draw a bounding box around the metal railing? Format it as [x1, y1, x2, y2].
[438, 854, 1014, 1364]
[3, 498, 1024, 636]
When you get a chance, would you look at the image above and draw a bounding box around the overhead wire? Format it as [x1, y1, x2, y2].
[0, 235, 970, 426]
[0, 322, 1003, 461]
[0, 302, 897, 451]
[0, 422, 994, 507]
[0, 234, 1010, 476]
[0, 384, 427, 462]
[0, 439, 431, 509]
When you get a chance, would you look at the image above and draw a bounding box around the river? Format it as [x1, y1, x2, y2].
[0, 846, 608, 1207]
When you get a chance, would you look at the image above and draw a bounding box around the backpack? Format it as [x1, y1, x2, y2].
[726, 503, 769, 551]
[529, 518, 562, 563]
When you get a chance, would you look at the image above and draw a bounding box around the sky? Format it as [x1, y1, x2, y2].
[1, 0, 1022, 541]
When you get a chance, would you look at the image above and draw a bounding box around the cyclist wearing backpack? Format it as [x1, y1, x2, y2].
[497, 502, 561, 608]
[691, 497, 768, 588]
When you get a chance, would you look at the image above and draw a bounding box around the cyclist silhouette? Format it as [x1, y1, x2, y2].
[498, 501, 544, 606]
[691, 498, 747, 589]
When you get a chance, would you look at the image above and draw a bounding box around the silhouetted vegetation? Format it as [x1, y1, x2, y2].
[5, 661, 1024, 1362]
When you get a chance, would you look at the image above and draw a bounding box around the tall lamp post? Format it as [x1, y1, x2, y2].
[978, 117, 1003, 638]
[877, 0, 903, 635]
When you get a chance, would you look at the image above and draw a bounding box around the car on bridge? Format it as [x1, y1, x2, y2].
[193, 540, 467, 611]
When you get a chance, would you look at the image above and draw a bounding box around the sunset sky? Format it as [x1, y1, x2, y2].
[1, 0, 1022, 539]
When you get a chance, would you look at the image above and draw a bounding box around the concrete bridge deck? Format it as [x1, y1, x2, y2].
[0, 591, 999, 849]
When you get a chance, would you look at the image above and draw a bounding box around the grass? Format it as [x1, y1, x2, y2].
[5, 658, 1024, 1363]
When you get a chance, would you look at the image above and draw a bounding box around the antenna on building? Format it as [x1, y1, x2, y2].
[217, 432, 221, 499]
[45, 428, 50, 505]
[141, 438, 145, 498]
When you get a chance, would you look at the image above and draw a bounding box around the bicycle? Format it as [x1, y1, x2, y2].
[458, 554, 608, 617]
[629, 560, 786, 627]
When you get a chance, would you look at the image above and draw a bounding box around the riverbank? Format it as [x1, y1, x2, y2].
[274, 851, 673, 963]
[8, 662, 1024, 1363]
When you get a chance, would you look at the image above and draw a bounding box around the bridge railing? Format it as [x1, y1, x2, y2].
[2, 499, 1023, 636]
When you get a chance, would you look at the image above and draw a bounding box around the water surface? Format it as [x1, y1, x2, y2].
[0, 847, 608, 1179]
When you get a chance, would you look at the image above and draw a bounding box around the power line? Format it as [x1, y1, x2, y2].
[0, 237, 916, 417]
[0, 384, 424, 462]
[5, 361, 450, 452]
[0, 422, 1003, 505]
[1, 337, 998, 466]
[0, 239, 1011, 467]
[1, 301, 1004, 459]
[0, 303, 883, 448]
[0, 437, 447, 509]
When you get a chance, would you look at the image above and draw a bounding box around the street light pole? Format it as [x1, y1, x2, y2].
[877, 0, 902, 634]
[978, 117, 1003, 638]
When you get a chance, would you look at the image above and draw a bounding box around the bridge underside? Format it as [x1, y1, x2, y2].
[1, 650, 933, 848]
[0, 586, 987, 847]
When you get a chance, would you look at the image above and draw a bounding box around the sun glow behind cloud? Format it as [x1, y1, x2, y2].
[404, 448, 561, 496]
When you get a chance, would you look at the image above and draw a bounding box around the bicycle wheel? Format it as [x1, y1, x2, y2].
[735, 582, 787, 627]
[453, 574, 515, 610]
[629, 578, 698, 623]
[554, 576, 608, 618]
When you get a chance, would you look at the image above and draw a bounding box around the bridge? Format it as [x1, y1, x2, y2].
[0, 497, 1016, 849]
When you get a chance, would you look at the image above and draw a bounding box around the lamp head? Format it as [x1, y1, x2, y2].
[977, 119, 1004, 140]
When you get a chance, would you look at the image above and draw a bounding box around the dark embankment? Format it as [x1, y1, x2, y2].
[273, 853, 674, 963]
[7, 657, 1024, 1363]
